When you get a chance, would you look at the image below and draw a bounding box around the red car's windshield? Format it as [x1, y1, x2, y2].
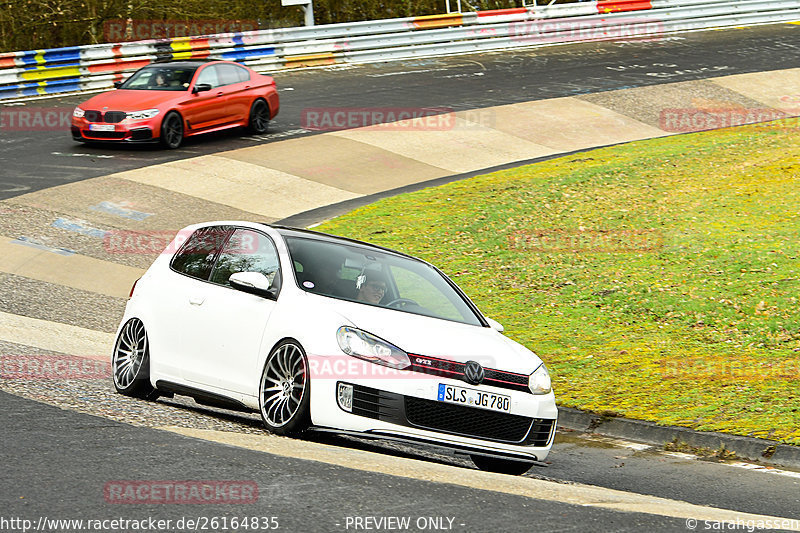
[119, 66, 198, 91]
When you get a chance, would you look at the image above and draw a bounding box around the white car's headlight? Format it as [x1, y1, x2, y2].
[73, 107, 85, 118]
[336, 326, 410, 370]
[126, 109, 160, 120]
[529, 364, 552, 395]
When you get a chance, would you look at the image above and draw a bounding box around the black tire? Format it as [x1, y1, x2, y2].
[471, 454, 533, 476]
[258, 339, 310, 436]
[159, 111, 183, 149]
[247, 99, 270, 134]
[112, 318, 157, 399]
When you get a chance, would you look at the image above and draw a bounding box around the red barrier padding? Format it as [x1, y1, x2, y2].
[477, 7, 528, 17]
[597, 0, 653, 13]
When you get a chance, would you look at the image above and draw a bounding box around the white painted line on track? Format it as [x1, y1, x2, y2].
[577, 434, 653, 452]
[51, 152, 114, 159]
[664, 452, 699, 460]
[728, 462, 800, 480]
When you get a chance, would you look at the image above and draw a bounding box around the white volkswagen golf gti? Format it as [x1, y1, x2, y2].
[112, 221, 557, 474]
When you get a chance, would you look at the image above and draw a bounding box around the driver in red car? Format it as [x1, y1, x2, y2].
[153, 72, 168, 88]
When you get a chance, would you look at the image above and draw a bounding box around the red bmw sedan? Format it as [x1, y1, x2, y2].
[71, 60, 280, 148]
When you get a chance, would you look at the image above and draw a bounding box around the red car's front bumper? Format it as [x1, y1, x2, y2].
[71, 116, 161, 143]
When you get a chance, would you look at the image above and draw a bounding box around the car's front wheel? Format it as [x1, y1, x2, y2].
[112, 318, 157, 399]
[159, 111, 183, 149]
[247, 99, 270, 134]
[259, 340, 310, 436]
[470, 454, 534, 476]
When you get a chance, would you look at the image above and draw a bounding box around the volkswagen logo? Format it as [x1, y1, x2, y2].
[464, 361, 485, 385]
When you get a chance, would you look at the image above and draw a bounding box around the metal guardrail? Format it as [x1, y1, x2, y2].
[0, 0, 798, 100]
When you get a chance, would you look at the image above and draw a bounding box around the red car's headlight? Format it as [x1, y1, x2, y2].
[126, 109, 160, 120]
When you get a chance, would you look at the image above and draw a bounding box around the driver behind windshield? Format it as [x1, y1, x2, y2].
[356, 269, 387, 305]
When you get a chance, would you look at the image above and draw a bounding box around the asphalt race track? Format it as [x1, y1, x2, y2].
[1, 23, 799, 198]
[1, 23, 800, 532]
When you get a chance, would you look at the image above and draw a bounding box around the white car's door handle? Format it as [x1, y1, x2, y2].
[189, 296, 205, 306]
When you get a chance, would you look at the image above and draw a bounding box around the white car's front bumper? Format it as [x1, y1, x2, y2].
[307, 363, 558, 461]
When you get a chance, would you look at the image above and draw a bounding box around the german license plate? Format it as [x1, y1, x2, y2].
[89, 124, 115, 132]
[437, 383, 511, 413]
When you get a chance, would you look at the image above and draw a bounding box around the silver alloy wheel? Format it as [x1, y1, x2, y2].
[260, 342, 307, 427]
[113, 318, 147, 389]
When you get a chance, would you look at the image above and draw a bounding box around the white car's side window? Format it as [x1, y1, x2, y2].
[209, 228, 280, 287]
[171, 225, 231, 280]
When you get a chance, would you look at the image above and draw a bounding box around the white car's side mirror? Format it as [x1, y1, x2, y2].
[229, 272, 276, 299]
[486, 317, 504, 333]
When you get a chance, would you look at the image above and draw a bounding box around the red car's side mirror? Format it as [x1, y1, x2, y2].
[192, 84, 212, 94]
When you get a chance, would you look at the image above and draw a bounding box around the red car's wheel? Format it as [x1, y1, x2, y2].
[160, 111, 183, 149]
[248, 99, 270, 134]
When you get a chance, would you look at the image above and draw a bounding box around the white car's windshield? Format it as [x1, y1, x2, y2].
[284, 236, 483, 326]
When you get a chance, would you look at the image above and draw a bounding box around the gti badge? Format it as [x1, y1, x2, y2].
[464, 360, 485, 385]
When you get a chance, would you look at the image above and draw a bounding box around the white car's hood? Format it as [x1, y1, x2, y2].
[311, 294, 542, 375]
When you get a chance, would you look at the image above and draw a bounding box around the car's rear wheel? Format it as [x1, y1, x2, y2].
[259, 340, 310, 436]
[248, 99, 270, 134]
[112, 318, 157, 399]
[160, 111, 183, 149]
[470, 454, 534, 476]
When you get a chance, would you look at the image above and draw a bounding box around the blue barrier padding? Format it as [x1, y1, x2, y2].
[43, 80, 81, 93]
[8, 76, 82, 89]
[220, 47, 275, 60]
[21, 60, 82, 70]
[0, 88, 22, 99]
[43, 47, 83, 64]
[16, 45, 85, 66]
[18, 51, 43, 66]
[0, 78, 82, 99]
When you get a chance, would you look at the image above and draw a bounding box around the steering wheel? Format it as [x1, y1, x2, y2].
[385, 298, 419, 308]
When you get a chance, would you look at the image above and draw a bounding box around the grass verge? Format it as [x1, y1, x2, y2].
[316, 120, 800, 445]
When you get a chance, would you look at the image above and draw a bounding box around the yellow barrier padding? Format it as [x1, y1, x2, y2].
[20, 65, 81, 81]
[170, 40, 193, 53]
[412, 13, 464, 29]
[284, 52, 336, 68]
